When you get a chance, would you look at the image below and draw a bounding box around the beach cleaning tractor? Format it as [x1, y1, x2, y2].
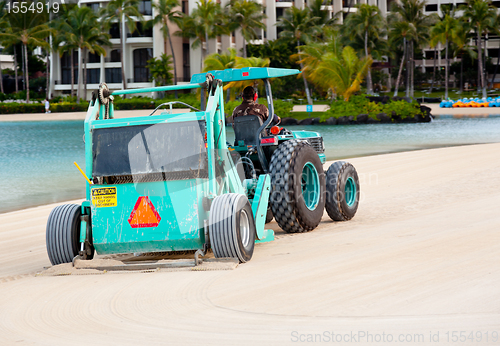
[46, 67, 360, 266]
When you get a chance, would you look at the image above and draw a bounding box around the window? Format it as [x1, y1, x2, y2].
[138, 0, 152, 15]
[182, 0, 188, 13]
[105, 68, 122, 83]
[387, 0, 396, 11]
[488, 48, 499, 57]
[87, 3, 99, 13]
[129, 22, 153, 38]
[110, 49, 121, 62]
[425, 4, 437, 11]
[133, 48, 152, 83]
[109, 23, 120, 39]
[61, 51, 78, 84]
[87, 69, 100, 84]
[441, 4, 453, 12]
[276, 8, 284, 37]
[342, 0, 357, 7]
[492, 1, 500, 7]
[425, 50, 437, 59]
[88, 52, 101, 63]
[183, 43, 190, 82]
[92, 122, 208, 180]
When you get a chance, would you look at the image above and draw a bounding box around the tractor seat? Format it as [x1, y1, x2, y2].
[233, 115, 263, 146]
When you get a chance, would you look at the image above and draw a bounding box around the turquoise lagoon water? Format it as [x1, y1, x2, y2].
[1, 117, 500, 213]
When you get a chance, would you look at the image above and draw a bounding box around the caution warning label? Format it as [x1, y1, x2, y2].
[91, 187, 117, 208]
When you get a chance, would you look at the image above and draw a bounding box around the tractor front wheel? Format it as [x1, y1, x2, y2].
[209, 194, 256, 263]
[325, 161, 360, 221]
[269, 139, 326, 233]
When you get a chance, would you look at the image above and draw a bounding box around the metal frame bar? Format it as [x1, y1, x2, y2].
[111, 83, 203, 96]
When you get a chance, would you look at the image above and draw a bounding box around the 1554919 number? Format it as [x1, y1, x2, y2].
[6, 1, 59, 14]
[445, 331, 499, 343]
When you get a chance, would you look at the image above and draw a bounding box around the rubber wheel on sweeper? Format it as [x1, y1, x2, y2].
[46, 204, 82, 265]
[209, 193, 256, 263]
[325, 161, 360, 221]
[269, 139, 325, 233]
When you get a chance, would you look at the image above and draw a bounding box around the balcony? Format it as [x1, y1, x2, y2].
[275, 0, 293, 7]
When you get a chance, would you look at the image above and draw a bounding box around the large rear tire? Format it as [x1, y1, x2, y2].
[46, 204, 81, 265]
[325, 161, 360, 221]
[209, 194, 256, 263]
[269, 139, 325, 233]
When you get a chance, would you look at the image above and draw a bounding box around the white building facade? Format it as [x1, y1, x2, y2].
[48, 0, 500, 99]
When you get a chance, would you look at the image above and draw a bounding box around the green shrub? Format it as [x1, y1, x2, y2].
[224, 100, 240, 117]
[322, 100, 361, 120]
[272, 99, 294, 118]
[114, 99, 156, 110]
[0, 101, 88, 114]
[162, 93, 201, 110]
[0, 102, 44, 114]
[51, 103, 88, 112]
[321, 95, 423, 121]
[381, 100, 421, 119]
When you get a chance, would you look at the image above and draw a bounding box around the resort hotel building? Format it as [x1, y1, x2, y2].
[42, 0, 500, 98]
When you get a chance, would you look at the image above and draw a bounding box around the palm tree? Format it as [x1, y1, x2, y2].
[146, 53, 173, 85]
[428, 5, 455, 93]
[0, 7, 51, 101]
[151, 0, 181, 89]
[342, 4, 385, 95]
[100, 0, 144, 91]
[295, 27, 343, 87]
[309, 0, 337, 26]
[430, 14, 461, 99]
[247, 39, 297, 69]
[311, 46, 372, 101]
[176, 0, 222, 72]
[488, 13, 500, 89]
[51, 5, 74, 97]
[176, 16, 204, 72]
[388, 21, 417, 96]
[225, 0, 266, 58]
[462, 0, 496, 98]
[277, 6, 320, 105]
[224, 56, 270, 93]
[389, 0, 436, 97]
[203, 48, 237, 72]
[203, 48, 237, 100]
[0, 4, 9, 94]
[452, 26, 477, 93]
[60, 6, 110, 102]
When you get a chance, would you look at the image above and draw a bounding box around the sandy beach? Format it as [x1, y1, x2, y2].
[0, 143, 499, 345]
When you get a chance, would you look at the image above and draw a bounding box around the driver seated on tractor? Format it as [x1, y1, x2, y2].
[232, 86, 280, 127]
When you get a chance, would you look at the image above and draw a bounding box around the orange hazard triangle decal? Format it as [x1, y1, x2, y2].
[128, 196, 161, 228]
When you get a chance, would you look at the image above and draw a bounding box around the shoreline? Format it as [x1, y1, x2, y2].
[2, 103, 500, 122]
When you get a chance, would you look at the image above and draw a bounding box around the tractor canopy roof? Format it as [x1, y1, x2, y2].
[190, 67, 300, 84]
